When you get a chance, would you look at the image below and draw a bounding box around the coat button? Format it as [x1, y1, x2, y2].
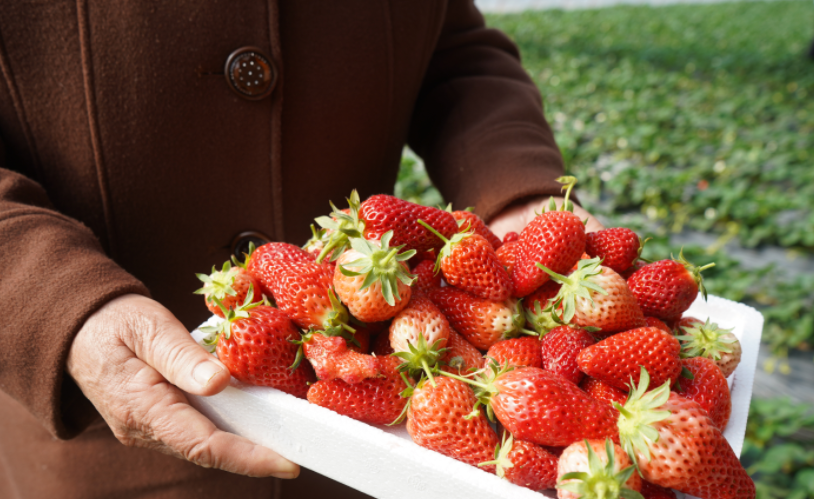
[231, 231, 272, 260]
[224, 47, 277, 100]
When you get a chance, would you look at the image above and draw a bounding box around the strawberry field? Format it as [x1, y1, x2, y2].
[397, 1, 814, 496]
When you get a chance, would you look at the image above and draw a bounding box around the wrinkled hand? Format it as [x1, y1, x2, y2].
[488, 196, 605, 239]
[66, 294, 299, 478]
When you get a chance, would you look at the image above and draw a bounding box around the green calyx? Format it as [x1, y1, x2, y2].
[543, 175, 578, 213]
[673, 248, 715, 301]
[198, 286, 262, 352]
[613, 367, 672, 469]
[416, 219, 472, 274]
[676, 318, 736, 361]
[441, 359, 513, 423]
[508, 299, 540, 338]
[523, 296, 560, 336]
[556, 439, 644, 499]
[195, 260, 241, 304]
[303, 224, 329, 255]
[339, 231, 416, 306]
[314, 190, 366, 263]
[392, 332, 448, 387]
[536, 257, 608, 326]
[479, 432, 516, 478]
[319, 289, 356, 338]
[388, 373, 419, 426]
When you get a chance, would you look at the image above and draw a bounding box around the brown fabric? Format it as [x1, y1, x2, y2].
[0, 0, 564, 497]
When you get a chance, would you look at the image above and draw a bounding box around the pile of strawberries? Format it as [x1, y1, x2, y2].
[195, 177, 753, 499]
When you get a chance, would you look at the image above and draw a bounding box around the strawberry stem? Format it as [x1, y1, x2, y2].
[416, 219, 449, 244]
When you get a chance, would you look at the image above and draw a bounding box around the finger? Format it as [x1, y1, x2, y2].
[127, 364, 299, 478]
[120, 296, 232, 396]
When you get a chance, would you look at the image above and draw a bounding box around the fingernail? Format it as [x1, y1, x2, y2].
[273, 471, 300, 480]
[193, 361, 223, 387]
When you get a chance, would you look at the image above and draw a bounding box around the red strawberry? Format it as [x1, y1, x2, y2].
[247, 241, 315, 296]
[361, 194, 458, 253]
[495, 240, 519, 277]
[503, 231, 519, 243]
[627, 252, 715, 321]
[306, 356, 408, 425]
[577, 327, 681, 391]
[585, 227, 642, 273]
[511, 177, 586, 297]
[371, 328, 395, 356]
[199, 296, 315, 398]
[522, 280, 561, 335]
[644, 317, 672, 334]
[540, 325, 596, 385]
[389, 294, 451, 382]
[540, 258, 646, 336]
[429, 287, 530, 350]
[300, 332, 379, 384]
[580, 377, 628, 418]
[419, 220, 511, 301]
[486, 337, 543, 369]
[406, 376, 499, 471]
[615, 368, 753, 497]
[675, 357, 731, 430]
[441, 329, 485, 374]
[676, 318, 741, 377]
[411, 259, 442, 295]
[640, 481, 677, 499]
[333, 233, 415, 323]
[195, 259, 263, 317]
[556, 439, 642, 499]
[452, 209, 503, 250]
[480, 434, 559, 491]
[620, 259, 647, 280]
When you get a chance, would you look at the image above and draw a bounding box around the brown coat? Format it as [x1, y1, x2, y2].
[0, 0, 564, 497]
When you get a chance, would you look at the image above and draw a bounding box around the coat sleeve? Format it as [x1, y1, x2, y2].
[0, 141, 149, 439]
[407, 0, 566, 221]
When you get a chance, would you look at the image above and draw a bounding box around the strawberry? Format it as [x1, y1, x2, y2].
[406, 376, 499, 471]
[360, 194, 458, 253]
[675, 357, 731, 430]
[503, 231, 519, 243]
[306, 356, 408, 425]
[676, 318, 741, 377]
[451, 208, 503, 250]
[556, 439, 642, 499]
[479, 434, 559, 491]
[673, 315, 703, 334]
[195, 259, 263, 317]
[247, 242, 351, 333]
[371, 328, 395, 356]
[312, 190, 366, 262]
[418, 220, 511, 301]
[511, 177, 586, 297]
[334, 232, 415, 322]
[643, 317, 671, 334]
[444, 365, 617, 447]
[639, 482, 676, 499]
[441, 329, 485, 374]
[580, 377, 628, 417]
[627, 251, 715, 321]
[523, 280, 561, 335]
[585, 228, 643, 274]
[539, 258, 646, 336]
[620, 259, 647, 280]
[199, 292, 315, 398]
[429, 287, 531, 350]
[615, 368, 754, 497]
[486, 337, 542, 369]
[541, 325, 596, 385]
[411, 259, 442, 295]
[495, 239, 519, 276]
[389, 294, 451, 382]
[577, 327, 682, 392]
[298, 332, 379, 384]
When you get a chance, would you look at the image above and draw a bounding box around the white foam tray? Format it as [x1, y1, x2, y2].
[188, 294, 762, 499]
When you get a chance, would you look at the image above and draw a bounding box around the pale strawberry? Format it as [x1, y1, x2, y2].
[406, 376, 499, 471]
[195, 259, 263, 317]
[675, 357, 731, 430]
[627, 251, 715, 321]
[333, 232, 415, 323]
[557, 439, 643, 499]
[577, 327, 681, 392]
[441, 329, 485, 374]
[479, 434, 559, 491]
[539, 258, 646, 336]
[418, 219, 511, 302]
[306, 356, 407, 425]
[429, 287, 531, 350]
[585, 227, 643, 274]
[299, 332, 379, 384]
[511, 177, 586, 297]
[198, 293, 315, 398]
[451, 208, 503, 250]
[389, 294, 451, 382]
[541, 325, 596, 385]
[486, 337, 542, 369]
[522, 280, 561, 335]
[676, 318, 741, 377]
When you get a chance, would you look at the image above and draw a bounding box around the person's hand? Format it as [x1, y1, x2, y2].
[66, 294, 299, 478]
[488, 196, 605, 240]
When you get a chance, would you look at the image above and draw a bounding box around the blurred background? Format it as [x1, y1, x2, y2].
[394, 0, 814, 496]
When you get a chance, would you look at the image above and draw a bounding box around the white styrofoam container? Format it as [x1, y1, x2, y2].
[188, 294, 762, 499]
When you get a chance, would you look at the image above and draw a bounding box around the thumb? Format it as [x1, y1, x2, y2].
[116, 295, 233, 396]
